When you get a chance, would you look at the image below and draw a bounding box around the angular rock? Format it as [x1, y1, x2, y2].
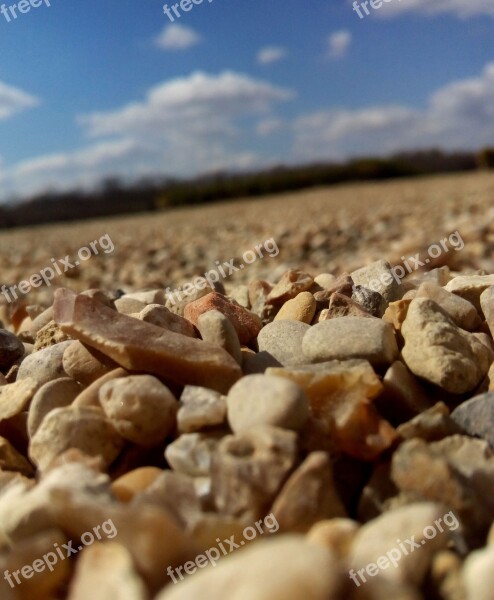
[445, 274, 494, 311]
[383, 299, 412, 331]
[212, 426, 298, 520]
[165, 432, 222, 477]
[34, 320, 72, 351]
[267, 361, 396, 461]
[99, 375, 177, 447]
[137, 304, 196, 338]
[257, 320, 310, 367]
[302, 316, 399, 369]
[184, 292, 261, 345]
[53, 289, 242, 394]
[325, 292, 372, 320]
[401, 298, 490, 394]
[274, 291, 316, 324]
[177, 385, 227, 434]
[351, 285, 387, 317]
[266, 270, 314, 306]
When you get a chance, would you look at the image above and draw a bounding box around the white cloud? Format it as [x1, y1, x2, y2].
[155, 24, 201, 50]
[256, 117, 284, 136]
[0, 81, 39, 120]
[293, 62, 494, 160]
[257, 46, 288, 65]
[375, 0, 494, 18]
[327, 30, 352, 59]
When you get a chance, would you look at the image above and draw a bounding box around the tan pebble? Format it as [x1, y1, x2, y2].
[267, 270, 314, 306]
[197, 309, 242, 364]
[274, 291, 316, 324]
[63, 340, 117, 386]
[111, 467, 164, 503]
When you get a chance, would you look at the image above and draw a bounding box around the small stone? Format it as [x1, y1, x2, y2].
[397, 402, 463, 442]
[227, 285, 250, 309]
[313, 273, 354, 305]
[67, 542, 148, 600]
[351, 259, 402, 304]
[266, 269, 314, 306]
[29, 406, 124, 471]
[382, 299, 412, 330]
[27, 377, 82, 437]
[257, 320, 310, 367]
[325, 292, 372, 319]
[351, 285, 387, 317]
[401, 298, 490, 394]
[415, 281, 481, 331]
[34, 320, 73, 351]
[212, 426, 298, 520]
[302, 316, 399, 369]
[0, 378, 38, 422]
[184, 292, 261, 345]
[114, 297, 147, 315]
[73, 367, 128, 409]
[137, 304, 196, 338]
[54, 289, 242, 394]
[63, 340, 117, 386]
[177, 385, 227, 433]
[480, 286, 494, 338]
[350, 503, 453, 586]
[274, 291, 316, 324]
[111, 467, 164, 503]
[0, 329, 25, 371]
[268, 361, 395, 460]
[99, 375, 177, 447]
[17, 341, 72, 387]
[0, 435, 34, 476]
[451, 392, 494, 447]
[445, 274, 494, 311]
[314, 273, 337, 289]
[197, 310, 242, 364]
[165, 432, 222, 477]
[227, 374, 309, 433]
[272, 452, 346, 532]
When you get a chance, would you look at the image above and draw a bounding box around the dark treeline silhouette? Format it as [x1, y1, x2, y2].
[0, 148, 489, 229]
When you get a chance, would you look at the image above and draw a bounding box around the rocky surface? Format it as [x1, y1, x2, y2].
[1, 173, 494, 598]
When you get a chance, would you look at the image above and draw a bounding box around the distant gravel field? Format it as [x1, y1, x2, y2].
[1, 171, 493, 306]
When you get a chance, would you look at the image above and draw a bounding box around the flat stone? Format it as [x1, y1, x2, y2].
[257, 320, 310, 367]
[401, 298, 490, 394]
[184, 291, 261, 345]
[197, 309, 242, 364]
[67, 542, 148, 600]
[451, 392, 494, 447]
[267, 361, 396, 461]
[272, 452, 346, 532]
[351, 259, 402, 304]
[274, 291, 316, 324]
[17, 341, 72, 387]
[445, 274, 494, 311]
[266, 270, 314, 306]
[0, 378, 38, 422]
[226, 374, 309, 433]
[29, 406, 124, 471]
[27, 377, 82, 437]
[137, 304, 196, 338]
[165, 432, 222, 477]
[177, 385, 227, 433]
[53, 289, 242, 394]
[212, 426, 298, 520]
[63, 340, 118, 386]
[302, 316, 399, 369]
[99, 375, 177, 447]
[0, 329, 25, 371]
[415, 281, 480, 331]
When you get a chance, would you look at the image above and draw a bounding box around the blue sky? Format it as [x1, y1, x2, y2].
[0, 0, 493, 200]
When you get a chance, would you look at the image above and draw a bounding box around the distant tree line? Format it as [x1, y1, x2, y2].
[0, 148, 491, 229]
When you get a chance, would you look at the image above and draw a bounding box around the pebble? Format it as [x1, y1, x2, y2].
[351, 285, 387, 317]
[445, 274, 494, 311]
[0, 378, 38, 422]
[266, 269, 314, 305]
[462, 545, 494, 600]
[177, 385, 227, 433]
[111, 467, 164, 503]
[212, 426, 298, 520]
[257, 320, 310, 366]
[302, 316, 399, 369]
[0, 329, 25, 371]
[313, 273, 337, 289]
[54, 289, 242, 394]
[197, 309, 242, 364]
[29, 406, 124, 471]
[351, 259, 402, 304]
[401, 298, 490, 394]
[415, 281, 481, 330]
[274, 291, 316, 323]
[27, 377, 82, 437]
[226, 374, 309, 433]
[17, 340, 72, 387]
[99, 375, 178, 447]
[184, 291, 261, 345]
[34, 320, 72, 351]
[63, 340, 117, 386]
[325, 292, 372, 319]
[480, 285, 494, 337]
[450, 392, 494, 447]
